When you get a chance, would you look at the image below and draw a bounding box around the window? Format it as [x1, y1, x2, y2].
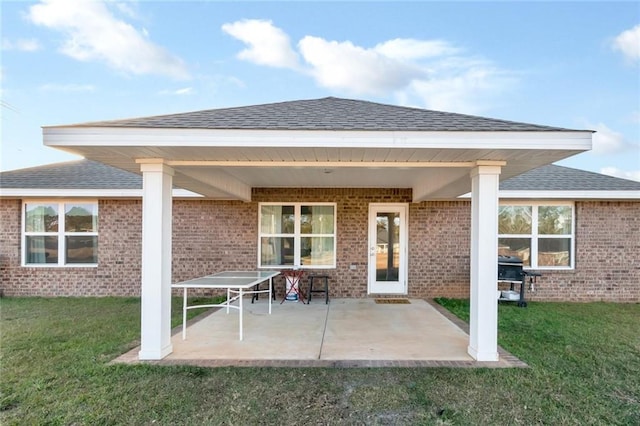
[259, 203, 336, 268]
[23, 201, 98, 266]
[498, 202, 574, 269]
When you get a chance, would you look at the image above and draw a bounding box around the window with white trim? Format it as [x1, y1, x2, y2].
[259, 203, 336, 268]
[23, 201, 98, 266]
[498, 202, 574, 269]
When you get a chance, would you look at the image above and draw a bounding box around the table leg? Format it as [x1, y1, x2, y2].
[239, 287, 244, 341]
[226, 288, 230, 314]
[268, 277, 272, 314]
[182, 287, 187, 340]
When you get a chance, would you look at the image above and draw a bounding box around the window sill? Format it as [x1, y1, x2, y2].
[22, 264, 99, 268]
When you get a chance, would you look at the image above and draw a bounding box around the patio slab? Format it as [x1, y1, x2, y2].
[113, 298, 527, 368]
[168, 297, 328, 360]
[320, 299, 470, 360]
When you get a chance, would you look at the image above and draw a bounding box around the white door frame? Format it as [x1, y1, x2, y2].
[368, 203, 408, 294]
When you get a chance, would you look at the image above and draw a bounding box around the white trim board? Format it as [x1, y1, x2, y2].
[44, 127, 593, 150]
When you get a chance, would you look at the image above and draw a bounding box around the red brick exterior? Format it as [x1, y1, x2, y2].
[526, 201, 640, 302]
[0, 199, 142, 296]
[1, 194, 638, 301]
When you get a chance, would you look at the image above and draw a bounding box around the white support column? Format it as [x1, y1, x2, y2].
[138, 161, 174, 360]
[468, 162, 503, 362]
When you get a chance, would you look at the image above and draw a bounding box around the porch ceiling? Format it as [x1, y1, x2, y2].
[44, 127, 592, 201]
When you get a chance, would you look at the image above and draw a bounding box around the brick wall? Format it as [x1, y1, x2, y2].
[1, 196, 638, 301]
[409, 201, 471, 298]
[525, 201, 640, 302]
[0, 199, 21, 295]
[0, 199, 142, 296]
[171, 199, 257, 282]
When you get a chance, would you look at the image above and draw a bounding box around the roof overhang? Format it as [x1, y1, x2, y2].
[0, 188, 202, 199]
[43, 126, 593, 202]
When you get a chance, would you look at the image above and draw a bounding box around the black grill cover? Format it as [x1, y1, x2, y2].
[498, 255, 524, 281]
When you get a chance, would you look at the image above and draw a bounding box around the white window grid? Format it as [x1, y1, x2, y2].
[22, 200, 99, 267]
[258, 202, 337, 269]
[499, 201, 575, 270]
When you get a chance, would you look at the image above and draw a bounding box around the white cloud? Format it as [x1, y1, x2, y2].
[600, 167, 640, 182]
[2, 38, 41, 51]
[222, 19, 516, 113]
[28, 0, 189, 79]
[298, 36, 424, 95]
[374, 38, 459, 60]
[221, 19, 300, 70]
[158, 87, 194, 96]
[39, 83, 96, 92]
[612, 24, 640, 63]
[587, 122, 627, 155]
[113, 1, 138, 20]
[408, 58, 517, 113]
[173, 87, 193, 95]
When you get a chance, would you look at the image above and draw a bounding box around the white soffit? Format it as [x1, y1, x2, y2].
[42, 127, 593, 201]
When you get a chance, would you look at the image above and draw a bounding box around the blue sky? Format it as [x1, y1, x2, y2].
[2, 1, 639, 180]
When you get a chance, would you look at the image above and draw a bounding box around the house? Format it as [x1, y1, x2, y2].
[1, 97, 639, 362]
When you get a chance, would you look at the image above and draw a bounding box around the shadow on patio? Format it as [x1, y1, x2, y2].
[114, 298, 526, 368]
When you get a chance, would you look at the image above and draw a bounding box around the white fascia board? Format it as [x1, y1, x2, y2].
[43, 127, 593, 151]
[458, 190, 640, 200]
[0, 188, 203, 198]
[498, 190, 640, 200]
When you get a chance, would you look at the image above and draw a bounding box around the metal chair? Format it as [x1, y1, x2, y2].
[307, 274, 329, 304]
[251, 278, 276, 303]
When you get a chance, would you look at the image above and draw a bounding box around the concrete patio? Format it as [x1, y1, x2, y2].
[114, 298, 526, 368]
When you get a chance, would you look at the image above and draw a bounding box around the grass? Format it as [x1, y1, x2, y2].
[1, 297, 639, 425]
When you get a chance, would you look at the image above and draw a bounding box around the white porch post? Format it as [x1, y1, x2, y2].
[138, 161, 174, 360]
[468, 162, 503, 361]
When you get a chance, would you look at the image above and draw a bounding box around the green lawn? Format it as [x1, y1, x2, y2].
[1, 297, 638, 425]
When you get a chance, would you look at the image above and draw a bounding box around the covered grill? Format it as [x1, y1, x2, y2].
[497, 255, 533, 307]
[498, 255, 524, 281]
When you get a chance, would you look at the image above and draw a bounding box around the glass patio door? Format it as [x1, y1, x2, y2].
[368, 204, 408, 294]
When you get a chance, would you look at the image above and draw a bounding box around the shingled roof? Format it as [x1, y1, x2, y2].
[0, 160, 141, 189]
[2, 160, 638, 193]
[500, 164, 640, 191]
[67, 97, 579, 132]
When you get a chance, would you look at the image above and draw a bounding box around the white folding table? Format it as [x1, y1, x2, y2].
[171, 270, 280, 341]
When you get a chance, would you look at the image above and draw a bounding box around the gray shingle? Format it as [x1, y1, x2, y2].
[0, 160, 141, 189]
[68, 97, 581, 132]
[500, 164, 640, 191]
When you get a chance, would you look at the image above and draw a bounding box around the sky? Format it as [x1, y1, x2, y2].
[1, 1, 639, 181]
